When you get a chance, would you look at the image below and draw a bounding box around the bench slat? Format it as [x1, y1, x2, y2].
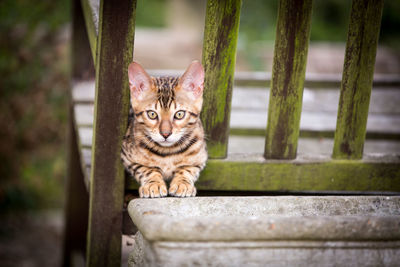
[85, 0, 137, 266]
[333, 0, 384, 159]
[71, 80, 400, 138]
[80, 0, 99, 63]
[124, 153, 400, 192]
[148, 70, 400, 89]
[201, 0, 242, 159]
[264, 0, 313, 159]
[80, 141, 400, 193]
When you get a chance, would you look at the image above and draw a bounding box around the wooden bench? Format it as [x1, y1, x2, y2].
[63, 0, 400, 266]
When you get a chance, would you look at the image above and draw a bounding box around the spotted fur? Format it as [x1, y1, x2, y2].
[121, 61, 207, 198]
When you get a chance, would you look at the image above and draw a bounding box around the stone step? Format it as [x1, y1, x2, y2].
[127, 196, 400, 267]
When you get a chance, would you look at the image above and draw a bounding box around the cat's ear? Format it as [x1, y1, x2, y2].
[128, 61, 152, 100]
[178, 61, 204, 99]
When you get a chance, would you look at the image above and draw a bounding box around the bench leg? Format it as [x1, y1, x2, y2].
[62, 110, 89, 267]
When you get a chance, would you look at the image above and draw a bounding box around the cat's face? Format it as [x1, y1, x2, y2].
[128, 61, 204, 147]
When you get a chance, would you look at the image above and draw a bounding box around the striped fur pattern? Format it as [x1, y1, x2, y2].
[121, 61, 207, 198]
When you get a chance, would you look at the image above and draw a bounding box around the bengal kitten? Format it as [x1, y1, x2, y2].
[121, 61, 207, 198]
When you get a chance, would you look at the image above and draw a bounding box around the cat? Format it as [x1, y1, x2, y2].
[121, 61, 207, 198]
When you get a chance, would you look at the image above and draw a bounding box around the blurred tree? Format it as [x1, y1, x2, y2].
[0, 0, 70, 212]
[136, 0, 167, 28]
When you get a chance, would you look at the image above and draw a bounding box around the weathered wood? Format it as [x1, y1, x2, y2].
[71, 82, 400, 140]
[74, 104, 93, 127]
[204, 154, 400, 193]
[201, 0, 242, 158]
[227, 136, 400, 155]
[72, 0, 95, 80]
[230, 128, 400, 140]
[231, 87, 400, 115]
[63, 103, 89, 267]
[264, 0, 313, 159]
[80, 0, 99, 63]
[72, 80, 96, 103]
[234, 72, 400, 88]
[86, 0, 137, 266]
[63, 2, 92, 265]
[124, 153, 400, 193]
[83, 136, 400, 170]
[78, 127, 92, 148]
[332, 0, 384, 159]
[148, 69, 400, 89]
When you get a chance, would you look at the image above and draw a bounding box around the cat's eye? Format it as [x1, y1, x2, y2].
[174, 110, 186, 120]
[147, 110, 158, 120]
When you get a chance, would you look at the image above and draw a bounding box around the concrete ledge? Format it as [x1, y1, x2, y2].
[129, 196, 400, 241]
[128, 196, 400, 266]
[129, 232, 400, 267]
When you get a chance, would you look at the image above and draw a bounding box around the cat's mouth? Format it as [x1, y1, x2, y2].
[147, 132, 182, 147]
[158, 140, 175, 147]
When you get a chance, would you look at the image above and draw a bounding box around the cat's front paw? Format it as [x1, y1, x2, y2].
[139, 181, 168, 198]
[169, 180, 197, 197]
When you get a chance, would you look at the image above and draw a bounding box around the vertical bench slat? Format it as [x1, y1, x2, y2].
[62, 1, 93, 265]
[264, 0, 313, 159]
[332, 0, 384, 160]
[201, 0, 242, 159]
[63, 105, 90, 266]
[80, 0, 99, 63]
[73, 0, 95, 80]
[86, 0, 137, 266]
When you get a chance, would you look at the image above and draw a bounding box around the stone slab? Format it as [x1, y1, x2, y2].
[129, 232, 400, 267]
[128, 196, 400, 242]
[128, 196, 400, 267]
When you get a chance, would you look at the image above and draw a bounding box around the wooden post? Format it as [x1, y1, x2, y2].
[72, 0, 95, 80]
[86, 0, 137, 266]
[264, 0, 313, 160]
[80, 0, 99, 63]
[201, 0, 242, 159]
[63, 104, 90, 267]
[62, 0, 92, 265]
[332, 0, 384, 160]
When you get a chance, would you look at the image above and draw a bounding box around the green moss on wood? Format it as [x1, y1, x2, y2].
[206, 142, 228, 159]
[264, 0, 313, 160]
[227, 128, 400, 140]
[201, 0, 242, 159]
[125, 155, 400, 192]
[333, 0, 384, 160]
[198, 159, 400, 192]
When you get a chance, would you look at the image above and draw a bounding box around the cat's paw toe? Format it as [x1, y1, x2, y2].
[139, 182, 167, 198]
[169, 182, 196, 197]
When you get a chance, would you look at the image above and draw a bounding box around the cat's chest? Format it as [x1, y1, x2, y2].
[143, 154, 193, 179]
[156, 157, 179, 179]
[128, 147, 195, 177]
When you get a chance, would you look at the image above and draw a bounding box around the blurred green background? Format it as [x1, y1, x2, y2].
[0, 0, 399, 213]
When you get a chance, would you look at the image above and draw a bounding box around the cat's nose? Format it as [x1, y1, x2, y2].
[160, 132, 171, 139]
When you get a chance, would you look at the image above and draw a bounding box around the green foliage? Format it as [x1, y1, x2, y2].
[0, 0, 70, 212]
[240, 0, 400, 43]
[380, 1, 400, 46]
[310, 0, 351, 42]
[135, 0, 166, 28]
[240, 0, 278, 41]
